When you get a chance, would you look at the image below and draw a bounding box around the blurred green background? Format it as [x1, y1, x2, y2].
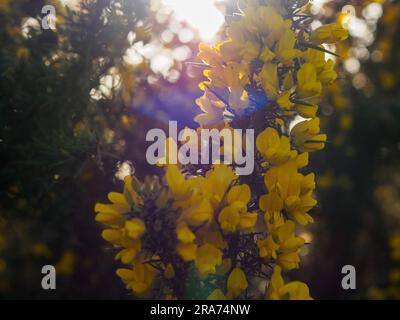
[0, 0, 400, 299]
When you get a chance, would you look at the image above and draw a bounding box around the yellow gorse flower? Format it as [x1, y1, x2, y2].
[256, 127, 295, 165]
[117, 262, 158, 296]
[95, 0, 346, 300]
[291, 118, 327, 152]
[257, 220, 305, 270]
[194, 243, 223, 277]
[267, 266, 313, 300]
[227, 267, 248, 298]
[218, 184, 257, 232]
[311, 23, 349, 45]
[297, 63, 323, 105]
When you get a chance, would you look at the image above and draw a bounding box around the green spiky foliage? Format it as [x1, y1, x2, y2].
[0, 0, 151, 298]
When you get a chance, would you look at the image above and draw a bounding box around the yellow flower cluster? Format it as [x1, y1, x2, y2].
[192, 0, 346, 299]
[95, 0, 347, 300]
[195, 0, 346, 126]
[166, 164, 257, 298]
[95, 176, 165, 296]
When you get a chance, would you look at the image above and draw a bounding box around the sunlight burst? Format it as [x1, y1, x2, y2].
[162, 0, 225, 41]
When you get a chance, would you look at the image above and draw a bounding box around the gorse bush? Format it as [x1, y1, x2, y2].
[95, 0, 348, 300]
